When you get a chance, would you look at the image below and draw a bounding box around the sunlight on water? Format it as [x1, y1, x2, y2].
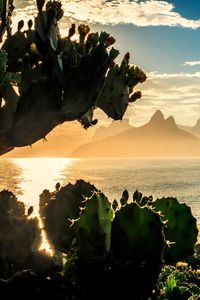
[13, 158, 73, 213]
[0, 159, 24, 195]
[0, 157, 200, 222]
[15, 158, 73, 252]
[0, 158, 73, 252]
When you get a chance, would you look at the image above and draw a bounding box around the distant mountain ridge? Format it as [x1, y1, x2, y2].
[70, 110, 200, 158]
[178, 118, 200, 138]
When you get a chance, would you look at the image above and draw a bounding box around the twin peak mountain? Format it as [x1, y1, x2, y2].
[71, 110, 200, 157]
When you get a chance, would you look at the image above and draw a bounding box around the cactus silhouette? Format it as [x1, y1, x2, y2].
[39, 180, 98, 253]
[0, 0, 146, 155]
[38, 181, 199, 299]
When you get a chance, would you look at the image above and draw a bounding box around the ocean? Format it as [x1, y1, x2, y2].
[0, 158, 200, 223]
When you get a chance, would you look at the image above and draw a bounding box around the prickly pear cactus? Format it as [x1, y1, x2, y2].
[152, 197, 198, 264]
[76, 191, 114, 261]
[0, 0, 146, 156]
[39, 180, 97, 253]
[110, 202, 166, 299]
[133, 189, 153, 206]
[111, 202, 165, 264]
[96, 53, 145, 120]
[2, 23, 30, 72]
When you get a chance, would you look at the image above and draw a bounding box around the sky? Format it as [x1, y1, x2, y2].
[7, 0, 200, 156]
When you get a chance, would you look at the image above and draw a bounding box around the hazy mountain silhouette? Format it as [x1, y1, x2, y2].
[71, 110, 200, 157]
[92, 119, 133, 140]
[178, 119, 200, 138]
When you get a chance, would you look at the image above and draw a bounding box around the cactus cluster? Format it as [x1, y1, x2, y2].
[0, 0, 146, 156]
[0, 181, 198, 298]
[39, 180, 198, 299]
[2, 18, 36, 72]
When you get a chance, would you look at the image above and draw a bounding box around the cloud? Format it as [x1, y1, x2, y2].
[14, 0, 200, 29]
[61, 0, 200, 29]
[183, 61, 200, 66]
[125, 71, 200, 126]
[147, 71, 200, 79]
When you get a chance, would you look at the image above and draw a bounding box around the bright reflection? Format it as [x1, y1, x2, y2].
[14, 158, 73, 212]
[13, 158, 74, 253]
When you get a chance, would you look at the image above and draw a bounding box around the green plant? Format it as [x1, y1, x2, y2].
[39, 181, 199, 299]
[158, 264, 200, 300]
[0, 0, 146, 156]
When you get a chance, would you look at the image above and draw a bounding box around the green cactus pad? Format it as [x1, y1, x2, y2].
[153, 197, 198, 264]
[76, 191, 114, 261]
[120, 189, 129, 206]
[111, 202, 165, 264]
[96, 64, 130, 120]
[39, 180, 97, 253]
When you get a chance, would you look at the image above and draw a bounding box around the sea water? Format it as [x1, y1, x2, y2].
[0, 158, 199, 223]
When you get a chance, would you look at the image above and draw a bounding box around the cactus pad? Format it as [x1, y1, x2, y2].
[39, 180, 97, 253]
[153, 197, 198, 264]
[111, 202, 165, 264]
[76, 191, 114, 261]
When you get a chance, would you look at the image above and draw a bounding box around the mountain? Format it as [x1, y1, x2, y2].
[178, 119, 200, 138]
[70, 110, 200, 158]
[92, 119, 133, 140]
[192, 119, 200, 136]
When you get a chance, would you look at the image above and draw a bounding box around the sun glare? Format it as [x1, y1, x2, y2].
[12, 158, 74, 253]
[14, 158, 74, 212]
